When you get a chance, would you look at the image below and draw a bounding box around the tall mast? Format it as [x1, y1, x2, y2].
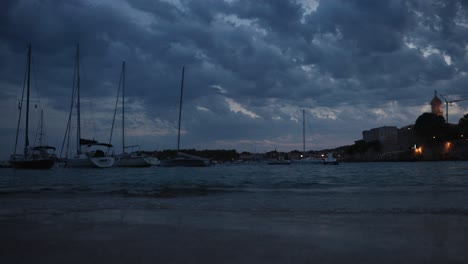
[60, 46, 79, 159]
[109, 61, 124, 150]
[14, 46, 28, 157]
[177, 66, 185, 151]
[302, 109, 305, 158]
[24, 44, 32, 158]
[122, 61, 125, 154]
[38, 110, 44, 146]
[76, 44, 81, 154]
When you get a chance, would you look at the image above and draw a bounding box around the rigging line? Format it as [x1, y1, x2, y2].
[177, 66, 185, 151]
[29, 60, 47, 151]
[40, 111, 47, 146]
[76, 44, 81, 155]
[33, 110, 45, 147]
[33, 110, 40, 147]
[302, 109, 305, 158]
[80, 100, 98, 142]
[23, 44, 31, 158]
[109, 63, 123, 145]
[122, 61, 125, 154]
[60, 69, 74, 157]
[60, 51, 78, 158]
[13, 47, 29, 157]
[88, 101, 98, 141]
[30, 50, 42, 111]
[30, 52, 44, 147]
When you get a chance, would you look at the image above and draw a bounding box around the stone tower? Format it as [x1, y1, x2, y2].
[430, 90, 443, 117]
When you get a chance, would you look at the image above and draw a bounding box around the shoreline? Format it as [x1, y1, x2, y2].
[1, 206, 467, 263]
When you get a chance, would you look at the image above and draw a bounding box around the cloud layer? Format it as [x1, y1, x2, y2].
[1, 0, 468, 158]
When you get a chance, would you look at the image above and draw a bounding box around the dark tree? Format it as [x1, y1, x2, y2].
[345, 140, 381, 155]
[414, 113, 446, 141]
[459, 113, 468, 136]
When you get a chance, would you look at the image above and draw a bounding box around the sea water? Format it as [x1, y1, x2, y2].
[1, 162, 467, 213]
[1, 162, 467, 263]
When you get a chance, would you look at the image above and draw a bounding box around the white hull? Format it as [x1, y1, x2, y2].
[159, 152, 211, 167]
[291, 159, 323, 164]
[63, 46, 115, 170]
[66, 156, 115, 168]
[323, 153, 339, 165]
[267, 160, 291, 165]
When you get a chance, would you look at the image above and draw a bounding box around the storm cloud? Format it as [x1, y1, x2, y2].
[1, 0, 468, 158]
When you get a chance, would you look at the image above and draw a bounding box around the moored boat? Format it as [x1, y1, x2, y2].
[61, 45, 114, 168]
[115, 151, 159, 167]
[9, 45, 56, 169]
[323, 152, 339, 165]
[109, 62, 158, 167]
[65, 140, 115, 168]
[291, 158, 322, 164]
[291, 110, 322, 165]
[160, 152, 211, 167]
[159, 66, 211, 167]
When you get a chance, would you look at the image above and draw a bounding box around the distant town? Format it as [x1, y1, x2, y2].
[3, 90, 467, 168]
[148, 91, 468, 163]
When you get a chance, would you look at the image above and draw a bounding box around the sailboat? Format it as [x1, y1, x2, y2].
[61, 45, 115, 168]
[159, 66, 212, 167]
[111, 61, 159, 167]
[9, 45, 56, 169]
[291, 109, 322, 164]
[323, 152, 339, 165]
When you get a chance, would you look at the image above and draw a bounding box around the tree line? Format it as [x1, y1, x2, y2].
[414, 113, 468, 142]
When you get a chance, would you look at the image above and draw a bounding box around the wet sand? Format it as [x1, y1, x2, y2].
[1, 206, 467, 263]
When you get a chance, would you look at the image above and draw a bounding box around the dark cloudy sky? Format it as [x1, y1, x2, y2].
[2, 0, 468, 158]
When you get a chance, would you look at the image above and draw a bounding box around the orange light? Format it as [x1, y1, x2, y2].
[445, 142, 451, 152]
[414, 146, 423, 155]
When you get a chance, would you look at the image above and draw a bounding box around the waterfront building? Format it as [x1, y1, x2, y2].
[362, 126, 398, 145]
[431, 90, 443, 117]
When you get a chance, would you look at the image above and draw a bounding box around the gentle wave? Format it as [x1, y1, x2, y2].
[304, 207, 468, 216]
[107, 186, 236, 198]
[1, 184, 466, 200]
[0, 185, 239, 198]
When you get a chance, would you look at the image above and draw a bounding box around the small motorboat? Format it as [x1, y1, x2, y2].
[323, 152, 339, 165]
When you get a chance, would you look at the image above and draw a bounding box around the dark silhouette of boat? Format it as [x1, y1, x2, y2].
[159, 66, 211, 167]
[160, 152, 211, 167]
[9, 45, 56, 169]
[323, 152, 339, 165]
[291, 110, 323, 164]
[110, 62, 159, 167]
[60, 45, 114, 168]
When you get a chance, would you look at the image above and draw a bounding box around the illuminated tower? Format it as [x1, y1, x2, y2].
[430, 90, 443, 117]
